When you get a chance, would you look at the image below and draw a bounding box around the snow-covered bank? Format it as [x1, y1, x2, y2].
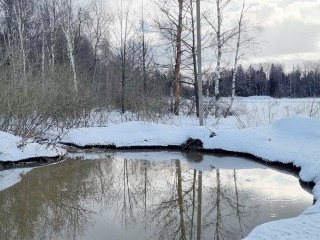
[61, 115, 320, 239]
[0, 131, 66, 162]
[60, 121, 212, 148]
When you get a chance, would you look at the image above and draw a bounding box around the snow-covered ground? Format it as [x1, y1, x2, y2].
[0, 131, 65, 191]
[1, 97, 320, 239]
[64, 97, 320, 129]
[0, 131, 65, 162]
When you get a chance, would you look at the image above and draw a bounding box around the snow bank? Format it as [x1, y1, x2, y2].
[61, 115, 320, 240]
[61, 121, 212, 148]
[210, 116, 320, 182]
[0, 131, 66, 162]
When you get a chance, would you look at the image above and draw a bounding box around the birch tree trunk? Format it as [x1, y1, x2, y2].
[59, 0, 78, 93]
[224, 0, 247, 118]
[13, 1, 27, 92]
[65, 26, 78, 93]
[214, 0, 223, 117]
[231, 1, 245, 102]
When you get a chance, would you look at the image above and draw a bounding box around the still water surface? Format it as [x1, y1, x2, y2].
[0, 151, 313, 240]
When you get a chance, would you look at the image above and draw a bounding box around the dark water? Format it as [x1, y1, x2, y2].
[0, 151, 313, 240]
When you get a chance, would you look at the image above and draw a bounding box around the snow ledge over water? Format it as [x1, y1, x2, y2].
[0, 132, 66, 162]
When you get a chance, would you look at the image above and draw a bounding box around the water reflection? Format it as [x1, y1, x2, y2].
[0, 152, 313, 240]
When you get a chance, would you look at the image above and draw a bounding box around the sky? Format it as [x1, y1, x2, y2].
[79, 0, 320, 70]
[245, 0, 320, 70]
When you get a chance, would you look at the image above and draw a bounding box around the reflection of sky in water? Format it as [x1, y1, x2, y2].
[0, 151, 313, 240]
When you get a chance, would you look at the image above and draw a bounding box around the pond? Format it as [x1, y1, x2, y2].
[0, 151, 313, 240]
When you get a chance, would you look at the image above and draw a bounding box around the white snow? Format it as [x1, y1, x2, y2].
[61, 121, 212, 147]
[61, 115, 320, 240]
[0, 131, 66, 162]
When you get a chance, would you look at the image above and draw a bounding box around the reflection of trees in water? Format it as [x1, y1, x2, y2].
[151, 160, 203, 240]
[0, 160, 97, 240]
[0, 156, 260, 240]
[205, 169, 250, 240]
[151, 163, 251, 240]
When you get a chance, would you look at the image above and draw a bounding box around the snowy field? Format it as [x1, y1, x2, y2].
[1, 97, 320, 239]
[59, 97, 320, 129]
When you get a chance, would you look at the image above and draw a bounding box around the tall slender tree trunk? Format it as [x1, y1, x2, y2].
[142, 25, 147, 112]
[65, 29, 78, 93]
[232, 1, 245, 102]
[41, 35, 45, 83]
[121, 50, 126, 114]
[173, 0, 183, 115]
[214, 0, 222, 117]
[224, 1, 246, 118]
[48, 1, 56, 72]
[190, 0, 199, 117]
[38, 4, 46, 84]
[119, 3, 130, 114]
[59, 0, 78, 93]
[13, 3, 27, 92]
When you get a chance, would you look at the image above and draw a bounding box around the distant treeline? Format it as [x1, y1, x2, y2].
[201, 64, 320, 98]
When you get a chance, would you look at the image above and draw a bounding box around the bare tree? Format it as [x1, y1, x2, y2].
[224, 0, 248, 117]
[111, 0, 139, 114]
[154, 0, 185, 115]
[86, 0, 111, 86]
[204, 0, 237, 117]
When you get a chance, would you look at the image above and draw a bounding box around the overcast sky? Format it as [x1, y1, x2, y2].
[79, 0, 320, 70]
[245, 0, 320, 69]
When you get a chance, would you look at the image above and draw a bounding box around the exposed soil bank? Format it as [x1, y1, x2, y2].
[0, 156, 62, 170]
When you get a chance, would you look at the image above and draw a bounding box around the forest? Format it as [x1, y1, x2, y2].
[0, 0, 319, 138]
